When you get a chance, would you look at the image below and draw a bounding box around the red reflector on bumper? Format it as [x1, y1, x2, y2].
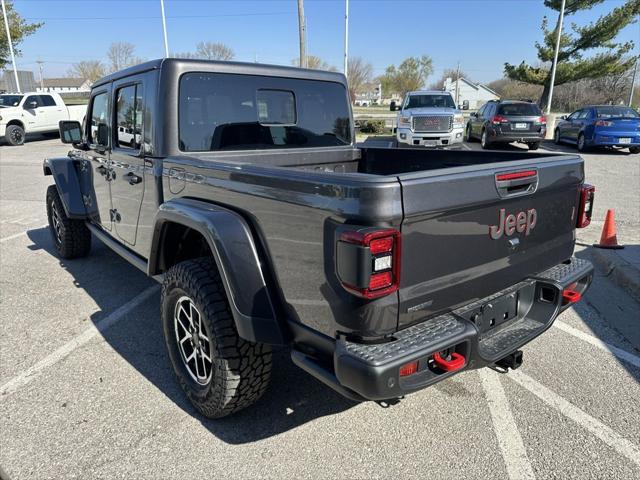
[562, 289, 581, 304]
[399, 361, 418, 377]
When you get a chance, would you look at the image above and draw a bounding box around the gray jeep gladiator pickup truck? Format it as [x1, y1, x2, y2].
[45, 59, 595, 418]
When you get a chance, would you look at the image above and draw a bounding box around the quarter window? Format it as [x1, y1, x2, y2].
[115, 84, 144, 150]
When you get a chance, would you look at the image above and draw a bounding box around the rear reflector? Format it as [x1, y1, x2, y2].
[369, 271, 393, 290]
[562, 289, 581, 304]
[496, 170, 537, 181]
[577, 184, 595, 228]
[399, 361, 418, 377]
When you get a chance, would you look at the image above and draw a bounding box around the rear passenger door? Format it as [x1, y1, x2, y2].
[39, 94, 66, 128]
[109, 76, 146, 247]
[471, 104, 486, 137]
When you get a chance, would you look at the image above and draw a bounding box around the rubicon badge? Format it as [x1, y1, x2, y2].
[489, 208, 537, 240]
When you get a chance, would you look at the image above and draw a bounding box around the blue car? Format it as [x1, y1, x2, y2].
[553, 105, 640, 154]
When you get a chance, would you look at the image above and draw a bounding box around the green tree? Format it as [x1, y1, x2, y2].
[505, 0, 640, 108]
[380, 56, 434, 97]
[0, 0, 42, 70]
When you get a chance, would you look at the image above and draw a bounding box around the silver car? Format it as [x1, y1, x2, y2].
[394, 91, 465, 147]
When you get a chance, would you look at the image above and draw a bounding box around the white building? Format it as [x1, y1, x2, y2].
[36, 78, 91, 93]
[443, 77, 499, 110]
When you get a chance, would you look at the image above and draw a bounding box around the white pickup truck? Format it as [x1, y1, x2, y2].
[0, 92, 86, 145]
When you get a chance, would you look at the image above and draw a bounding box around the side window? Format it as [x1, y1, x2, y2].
[115, 84, 144, 150]
[477, 104, 486, 117]
[89, 92, 109, 147]
[484, 104, 495, 118]
[577, 110, 589, 119]
[24, 95, 41, 108]
[39, 95, 56, 107]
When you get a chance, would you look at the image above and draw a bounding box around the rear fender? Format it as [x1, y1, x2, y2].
[43, 157, 88, 219]
[149, 198, 285, 345]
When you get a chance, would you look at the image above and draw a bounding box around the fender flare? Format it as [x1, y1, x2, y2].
[149, 198, 286, 346]
[43, 157, 88, 219]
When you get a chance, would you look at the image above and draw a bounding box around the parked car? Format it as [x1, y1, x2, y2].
[0, 92, 86, 145]
[466, 100, 547, 150]
[394, 90, 465, 147]
[553, 105, 640, 154]
[46, 59, 594, 418]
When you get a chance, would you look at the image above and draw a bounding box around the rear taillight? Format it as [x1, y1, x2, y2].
[491, 115, 508, 125]
[594, 120, 613, 127]
[577, 184, 595, 228]
[537, 115, 547, 125]
[337, 228, 401, 299]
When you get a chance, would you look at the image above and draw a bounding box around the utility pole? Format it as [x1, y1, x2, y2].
[160, 0, 169, 57]
[455, 61, 461, 105]
[36, 60, 44, 90]
[297, 0, 307, 68]
[546, 0, 566, 114]
[344, 0, 349, 77]
[629, 56, 638, 107]
[1, 0, 21, 93]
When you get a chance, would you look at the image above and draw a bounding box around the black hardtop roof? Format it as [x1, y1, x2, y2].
[92, 58, 348, 88]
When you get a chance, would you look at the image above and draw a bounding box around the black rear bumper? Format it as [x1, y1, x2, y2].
[292, 257, 593, 401]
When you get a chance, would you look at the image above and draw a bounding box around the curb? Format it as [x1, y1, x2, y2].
[590, 247, 640, 302]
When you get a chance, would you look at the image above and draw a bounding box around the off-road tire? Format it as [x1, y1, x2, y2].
[46, 185, 91, 259]
[5, 124, 25, 146]
[161, 257, 272, 418]
[528, 142, 540, 151]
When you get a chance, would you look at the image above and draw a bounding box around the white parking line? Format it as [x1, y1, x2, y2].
[554, 321, 640, 369]
[0, 224, 48, 244]
[509, 370, 640, 467]
[479, 369, 536, 480]
[0, 286, 158, 398]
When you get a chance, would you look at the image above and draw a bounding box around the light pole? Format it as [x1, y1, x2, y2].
[36, 60, 44, 90]
[297, 0, 307, 68]
[1, 0, 21, 93]
[629, 56, 638, 107]
[546, 0, 566, 114]
[344, 0, 349, 78]
[160, 0, 169, 57]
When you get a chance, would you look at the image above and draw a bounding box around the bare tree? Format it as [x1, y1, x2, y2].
[67, 60, 106, 83]
[107, 42, 144, 72]
[347, 57, 373, 101]
[428, 68, 471, 91]
[195, 42, 235, 61]
[291, 55, 336, 71]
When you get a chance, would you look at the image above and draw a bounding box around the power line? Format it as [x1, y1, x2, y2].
[24, 12, 296, 20]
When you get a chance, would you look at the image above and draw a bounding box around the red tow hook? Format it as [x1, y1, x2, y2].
[432, 352, 466, 372]
[562, 288, 581, 304]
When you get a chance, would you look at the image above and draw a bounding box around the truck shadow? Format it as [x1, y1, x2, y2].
[26, 226, 357, 444]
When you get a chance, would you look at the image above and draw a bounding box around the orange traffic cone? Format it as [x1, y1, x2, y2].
[593, 209, 624, 249]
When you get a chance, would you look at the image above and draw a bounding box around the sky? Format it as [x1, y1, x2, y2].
[9, 0, 640, 85]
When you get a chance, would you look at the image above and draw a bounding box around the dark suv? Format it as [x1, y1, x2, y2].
[466, 100, 547, 150]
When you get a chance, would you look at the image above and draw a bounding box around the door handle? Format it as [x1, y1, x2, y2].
[124, 172, 142, 185]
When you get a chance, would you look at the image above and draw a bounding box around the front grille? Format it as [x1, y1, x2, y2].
[412, 115, 453, 133]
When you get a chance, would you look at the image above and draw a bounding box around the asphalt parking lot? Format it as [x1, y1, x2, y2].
[1, 138, 639, 479]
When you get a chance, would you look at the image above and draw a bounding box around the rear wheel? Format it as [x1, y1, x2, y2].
[480, 129, 492, 149]
[161, 257, 272, 418]
[528, 142, 540, 151]
[577, 133, 588, 152]
[5, 124, 25, 146]
[46, 185, 91, 259]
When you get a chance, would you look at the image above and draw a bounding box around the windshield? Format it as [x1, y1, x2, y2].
[0, 95, 23, 107]
[595, 106, 639, 118]
[497, 103, 541, 116]
[405, 94, 455, 109]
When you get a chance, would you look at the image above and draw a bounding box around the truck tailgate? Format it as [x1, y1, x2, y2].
[397, 155, 583, 329]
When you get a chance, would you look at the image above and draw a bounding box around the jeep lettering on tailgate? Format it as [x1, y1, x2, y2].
[489, 208, 537, 239]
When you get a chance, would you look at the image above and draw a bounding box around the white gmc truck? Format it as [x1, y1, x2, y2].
[394, 90, 465, 147]
[0, 92, 86, 145]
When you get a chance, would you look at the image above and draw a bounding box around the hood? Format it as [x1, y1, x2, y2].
[402, 107, 458, 116]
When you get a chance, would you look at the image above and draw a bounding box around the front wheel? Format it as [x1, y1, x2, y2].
[553, 129, 561, 145]
[465, 125, 474, 142]
[629, 147, 639, 154]
[46, 185, 91, 259]
[161, 257, 272, 418]
[5, 124, 25, 146]
[528, 142, 540, 151]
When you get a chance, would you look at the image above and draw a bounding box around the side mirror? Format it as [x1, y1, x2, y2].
[560, 115, 567, 120]
[25, 101, 38, 110]
[471, 112, 478, 118]
[59, 120, 82, 144]
[389, 101, 396, 111]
